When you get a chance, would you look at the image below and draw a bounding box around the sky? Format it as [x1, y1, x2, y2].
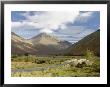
[11, 11, 100, 43]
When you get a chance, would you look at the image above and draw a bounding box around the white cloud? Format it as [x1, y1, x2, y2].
[13, 11, 80, 33]
[12, 21, 42, 30]
[80, 12, 93, 17]
[12, 22, 23, 28]
[40, 29, 53, 33]
[12, 11, 95, 34]
[76, 12, 94, 23]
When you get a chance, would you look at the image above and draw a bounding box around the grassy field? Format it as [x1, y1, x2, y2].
[11, 55, 100, 77]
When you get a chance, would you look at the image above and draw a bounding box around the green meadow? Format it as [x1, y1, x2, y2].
[11, 54, 100, 77]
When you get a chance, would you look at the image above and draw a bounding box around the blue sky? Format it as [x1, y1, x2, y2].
[11, 11, 100, 43]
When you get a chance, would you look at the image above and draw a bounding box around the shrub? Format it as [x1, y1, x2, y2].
[75, 62, 86, 68]
[11, 54, 18, 58]
[24, 53, 29, 56]
[91, 63, 100, 72]
[36, 60, 45, 64]
[84, 49, 94, 59]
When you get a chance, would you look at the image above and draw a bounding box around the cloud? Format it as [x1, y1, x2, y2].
[75, 12, 94, 23]
[12, 21, 40, 29]
[12, 11, 95, 33]
[80, 12, 93, 17]
[12, 11, 80, 33]
[51, 26, 97, 43]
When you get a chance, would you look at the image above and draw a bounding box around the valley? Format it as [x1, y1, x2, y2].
[11, 30, 100, 77]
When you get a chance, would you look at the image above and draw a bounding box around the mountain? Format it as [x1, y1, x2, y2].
[30, 33, 71, 47]
[30, 33, 60, 45]
[66, 30, 100, 56]
[11, 32, 72, 55]
[11, 32, 38, 55]
[29, 33, 72, 55]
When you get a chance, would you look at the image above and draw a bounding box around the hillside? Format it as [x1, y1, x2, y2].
[66, 30, 100, 56]
[11, 32, 38, 55]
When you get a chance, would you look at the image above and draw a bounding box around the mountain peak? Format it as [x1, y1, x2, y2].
[39, 32, 47, 35]
[37, 32, 50, 37]
[31, 33, 60, 42]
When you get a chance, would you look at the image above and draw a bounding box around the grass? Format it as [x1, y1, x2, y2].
[11, 55, 100, 77]
[11, 66, 100, 77]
